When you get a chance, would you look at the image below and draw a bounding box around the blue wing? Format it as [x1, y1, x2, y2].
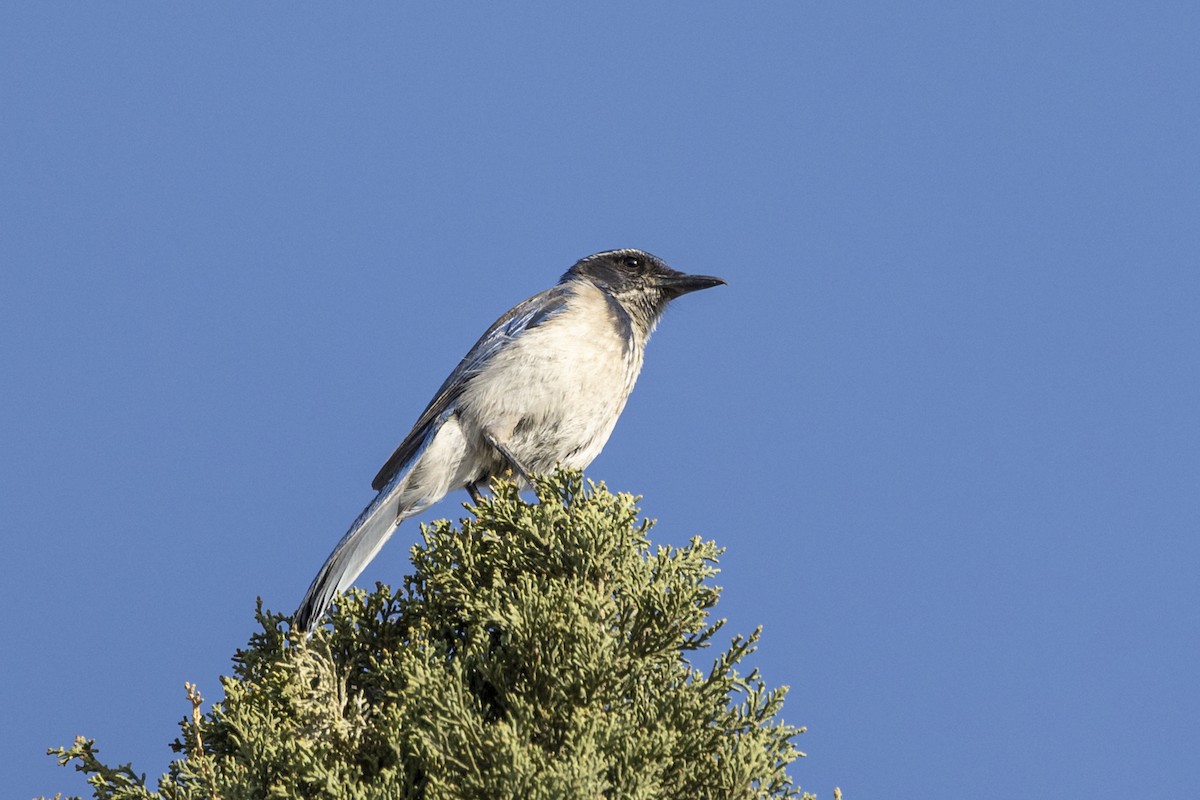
[370, 284, 573, 491]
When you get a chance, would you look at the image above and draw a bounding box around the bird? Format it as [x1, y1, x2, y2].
[293, 248, 725, 633]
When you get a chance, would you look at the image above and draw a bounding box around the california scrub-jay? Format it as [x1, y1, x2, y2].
[293, 248, 725, 632]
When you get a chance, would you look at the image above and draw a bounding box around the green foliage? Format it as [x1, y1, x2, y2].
[48, 470, 811, 799]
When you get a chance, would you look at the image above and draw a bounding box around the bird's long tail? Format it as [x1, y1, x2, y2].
[292, 483, 413, 633]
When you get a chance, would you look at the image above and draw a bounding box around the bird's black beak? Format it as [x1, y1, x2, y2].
[657, 272, 727, 298]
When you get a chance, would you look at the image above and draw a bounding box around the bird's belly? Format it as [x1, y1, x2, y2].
[507, 384, 626, 470]
[458, 324, 643, 475]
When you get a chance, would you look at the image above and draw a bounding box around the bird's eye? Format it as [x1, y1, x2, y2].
[623, 256, 640, 270]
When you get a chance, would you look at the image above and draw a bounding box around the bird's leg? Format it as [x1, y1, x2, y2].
[482, 430, 533, 484]
[465, 482, 483, 504]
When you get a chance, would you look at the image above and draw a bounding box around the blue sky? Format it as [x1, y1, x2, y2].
[3, 3, 1198, 798]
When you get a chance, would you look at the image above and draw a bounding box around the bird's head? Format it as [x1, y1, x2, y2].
[565, 248, 726, 333]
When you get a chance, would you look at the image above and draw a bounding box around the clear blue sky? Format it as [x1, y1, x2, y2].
[3, 4, 1197, 798]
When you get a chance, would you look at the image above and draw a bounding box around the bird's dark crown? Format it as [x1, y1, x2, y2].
[564, 248, 680, 292]
[563, 249, 725, 333]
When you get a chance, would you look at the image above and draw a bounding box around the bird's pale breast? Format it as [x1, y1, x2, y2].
[456, 281, 644, 474]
